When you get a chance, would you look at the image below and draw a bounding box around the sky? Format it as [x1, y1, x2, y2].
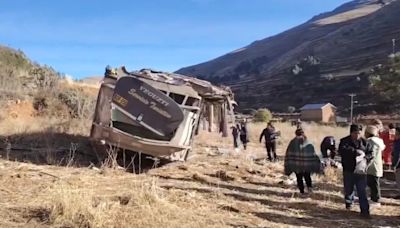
[0, 0, 350, 79]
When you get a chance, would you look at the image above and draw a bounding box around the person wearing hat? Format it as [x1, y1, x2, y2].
[284, 128, 321, 194]
[365, 125, 385, 207]
[338, 124, 370, 219]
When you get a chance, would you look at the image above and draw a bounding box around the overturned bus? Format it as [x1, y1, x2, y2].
[90, 66, 235, 161]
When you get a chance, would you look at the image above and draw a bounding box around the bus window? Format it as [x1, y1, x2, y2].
[169, 93, 185, 104]
[185, 97, 200, 106]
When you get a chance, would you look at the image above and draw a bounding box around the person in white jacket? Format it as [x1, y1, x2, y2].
[365, 125, 386, 207]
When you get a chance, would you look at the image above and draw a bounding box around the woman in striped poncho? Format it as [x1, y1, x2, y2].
[284, 128, 322, 194]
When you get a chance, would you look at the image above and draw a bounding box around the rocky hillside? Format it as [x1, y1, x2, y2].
[177, 0, 400, 113]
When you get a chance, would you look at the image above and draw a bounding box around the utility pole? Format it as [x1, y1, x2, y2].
[393, 38, 396, 55]
[349, 94, 356, 123]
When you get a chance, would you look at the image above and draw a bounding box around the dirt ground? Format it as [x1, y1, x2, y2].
[0, 129, 399, 228]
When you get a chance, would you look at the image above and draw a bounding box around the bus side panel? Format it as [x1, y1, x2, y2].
[90, 84, 114, 138]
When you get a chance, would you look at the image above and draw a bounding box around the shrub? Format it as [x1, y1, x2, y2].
[30, 67, 60, 90]
[58, 87, 96, 119]
[32, 86, 96, 120]
[33, 95, 48, 112]
[33, 91, 70, 118]
[253, 108, 272, 123]
[287, 106, 296, 113]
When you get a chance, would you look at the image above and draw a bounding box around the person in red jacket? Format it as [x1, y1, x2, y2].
[371, 119, 395, 169]
[380, 123, 395, 169]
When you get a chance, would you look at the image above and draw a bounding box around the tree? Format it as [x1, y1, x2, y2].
[292, 55, 320, 76]
[369, 55, 400, 102]
[287, 106, 296, 113]
[253, 108, 272, 123]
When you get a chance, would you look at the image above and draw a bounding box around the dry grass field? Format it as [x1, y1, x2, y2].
[0, 103, 399, 228]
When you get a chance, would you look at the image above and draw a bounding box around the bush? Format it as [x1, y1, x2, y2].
[33, 91, 70, 118]
[30, 67, 60, 90]
[32, 86, 96, 120]
[33, 95, 48, 112]
[58, 88, 96, 119]
[287, 106, 296, 113]
[253, 108, 272, 123]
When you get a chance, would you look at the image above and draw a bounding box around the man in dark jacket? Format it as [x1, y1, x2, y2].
[339, 124, 370, 219]
[239, 122, 249, 150]
[392, 127, 400, 199]
[231, 125, 239, 148]
[260, 122, 278, 161]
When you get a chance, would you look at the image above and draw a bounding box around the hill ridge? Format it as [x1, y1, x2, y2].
[177, 0, 400, 113]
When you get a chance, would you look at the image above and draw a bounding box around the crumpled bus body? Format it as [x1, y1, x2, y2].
[90, 66, 234, 161]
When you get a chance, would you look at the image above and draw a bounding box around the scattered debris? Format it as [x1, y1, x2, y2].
[178, 165, 188, 171]
[215, 170, 235, 182]
[219, 205, 240, 213]
[192, 173, 209, 183]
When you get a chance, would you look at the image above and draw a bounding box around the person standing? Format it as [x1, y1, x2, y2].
[365, 125, 385, 207]
[392, 127, 400, 199]
[284, 128, 321, 194]
[371, 119, 395, 169]
[339, 124, 370, 219]
[381, 123, 396, 169]
[259, 122, 278, 161]
[296, 118, 302, 129]
[239, 122, 249, 150]
[231, 125, 239, 149]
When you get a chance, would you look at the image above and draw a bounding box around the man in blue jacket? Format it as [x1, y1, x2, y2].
[338, 124, 370, 219]
[392, 127, 400, 199]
